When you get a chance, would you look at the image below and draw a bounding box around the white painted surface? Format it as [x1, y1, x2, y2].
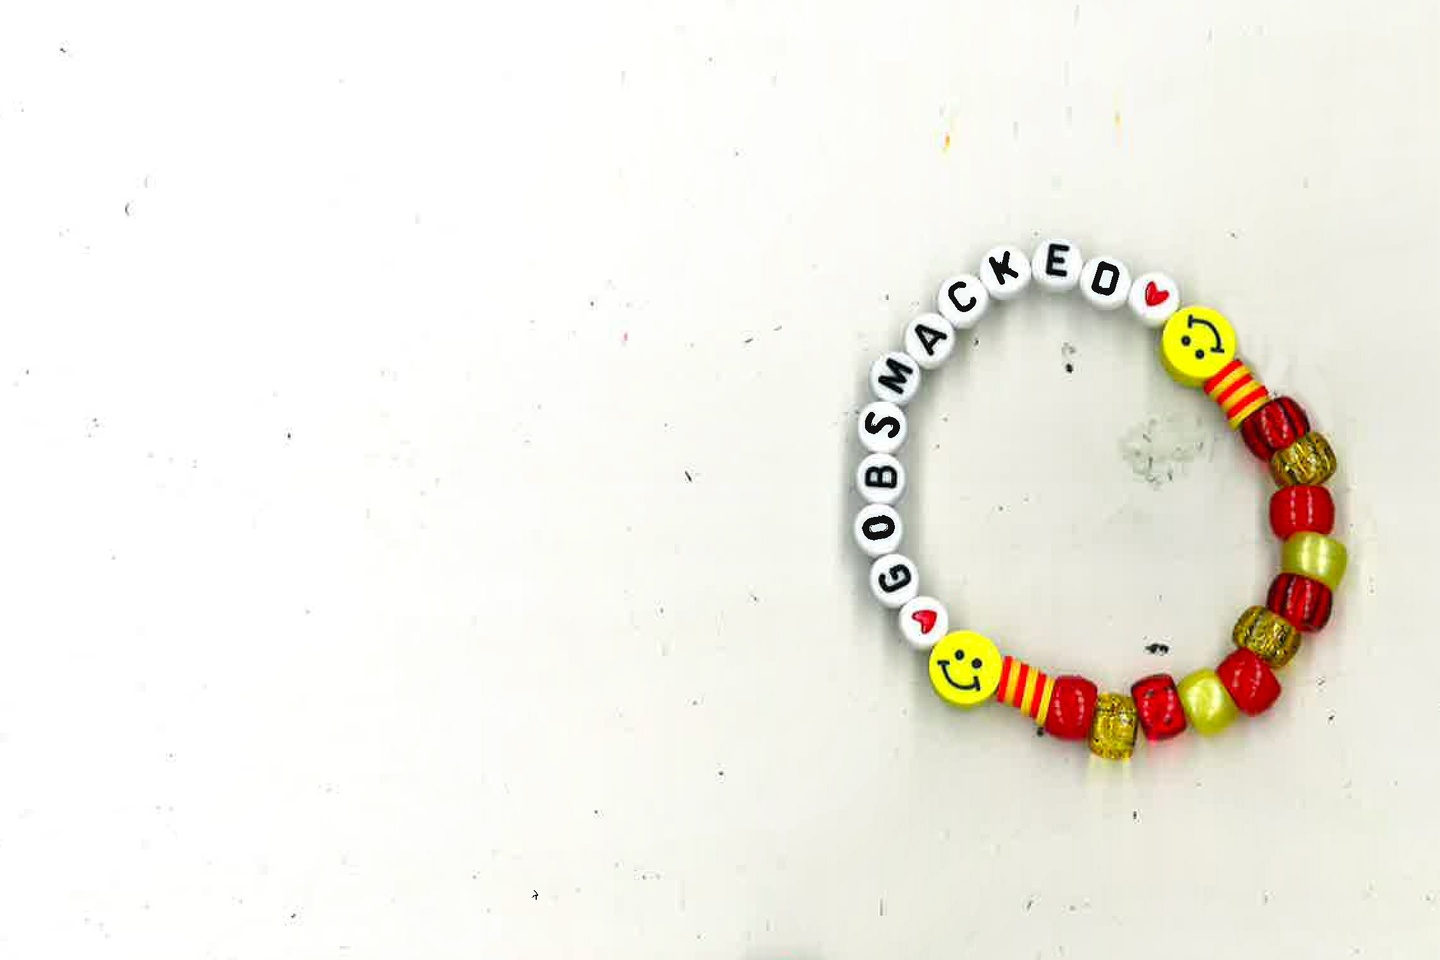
[1, 2, 1438, 958]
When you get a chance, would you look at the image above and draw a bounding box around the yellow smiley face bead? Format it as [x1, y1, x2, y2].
[1160, 306, 1239, 388]
[927, 631, 1003, 708]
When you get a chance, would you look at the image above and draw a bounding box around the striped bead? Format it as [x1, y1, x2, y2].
[1271, 432, 1338, 487]
[996, 656, 1054, 725]
[1282, 532, 1348, 591]
[1233, 605, 1303, 667]
[1203, 358, 1270, 429]
[1267, 572, 1334, 632]
[1241, 396, 1310, 460]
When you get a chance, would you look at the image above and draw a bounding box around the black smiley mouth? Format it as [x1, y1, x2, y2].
[937, 660, 981, 692]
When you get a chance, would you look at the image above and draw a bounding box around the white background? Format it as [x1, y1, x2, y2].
[2, 2, 1439, 958]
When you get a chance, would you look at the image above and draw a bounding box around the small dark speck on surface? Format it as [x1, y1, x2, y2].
[716, 769, 725, 778]
[123, 202, 131, 216]
[59, 46, 69, 55]
[1229, 231, 1238, 239]
[879, 898, 885, 917]
[684, 470, 693, 482]
[1064, 363, 1074, 374]
[1132, 810, 1139, 822]
[1035, 727, 1045, 737]
[773, 325, 782, 331]
[748, 592, 758, 602]
[973, 337, 979, 347]
[1263, 892, 1271, 904]
[883, 293, 890, 302]
[531, 890, 539, 900]
[1317, 677, 1326, 687]
[1145, 642, 1170, 655]
[1025, 897, 1035, 910]
[1329, 713, 1336, 722]
[743, 337, 753, 344]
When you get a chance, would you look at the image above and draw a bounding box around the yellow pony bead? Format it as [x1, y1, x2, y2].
[1177, 669, 1239, 735]
[1233, 605, 1303, 667]
[1160, 306, 1239, 388]
[1283, 532, 1349, 591]
[927, 631, 1003, 708]
[1088, 693, 1139, 760]
[1270, 432, 1337, 487]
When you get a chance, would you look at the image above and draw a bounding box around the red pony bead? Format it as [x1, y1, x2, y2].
[1044, 675, 1098, 740]
[1216, 649, 1282, 716]
[1241, 396, 1310, 461]
[1269, 485, 1335, 539]
[1130, 674, 1187, 741]
[1267, 572, 1334, 632]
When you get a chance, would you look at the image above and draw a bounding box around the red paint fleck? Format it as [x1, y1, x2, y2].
[622, 331, 629, 345]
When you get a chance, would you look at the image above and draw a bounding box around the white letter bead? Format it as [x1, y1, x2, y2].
[869, 351, 921, 405]
[1080, 256, 1131, 310]
[856, 452, 906, 504]
[1032, 239, 1083, 291]
[853, 503, 903, 557]
[1127, 271, 1180, 327]
[857, 400, 907, 455]
[869, 553, 919, 608]
[979, 245, 1032, 300]
[936, 274, 990, 329]
[903, 313, 956, 370]
[898, 595, 949, 649]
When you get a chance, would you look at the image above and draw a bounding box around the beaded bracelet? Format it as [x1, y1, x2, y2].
[853, 241, 1345, 761]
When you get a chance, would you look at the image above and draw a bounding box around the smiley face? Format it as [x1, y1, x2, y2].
[927, 631, 1003, 708]
[1160, 306, 1238, 388]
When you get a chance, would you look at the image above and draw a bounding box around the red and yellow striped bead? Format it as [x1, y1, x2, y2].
[1203, 358, 1270, 429]
[996, 656, 1054, 725]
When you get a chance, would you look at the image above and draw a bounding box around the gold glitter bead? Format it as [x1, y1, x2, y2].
[1088, 693, 1139, 761]
[1233, 605, 1303, 667]
[1282, 532, 1348, 591]
[1177, 669, 1239, 735]
[1270, 432, 1337, 487]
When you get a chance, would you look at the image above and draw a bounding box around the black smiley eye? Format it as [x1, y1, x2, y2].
[953, 650, 965, 661]
[1181, 334, 1192, 346]
[971, 658, 983, 669]
[1194, 349, 1205, 359]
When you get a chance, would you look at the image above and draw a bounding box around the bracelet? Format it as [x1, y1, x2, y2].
[853, 240, 1346, 761]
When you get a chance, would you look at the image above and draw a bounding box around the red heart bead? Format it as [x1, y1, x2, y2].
[1131, 673, 1187, 741]
[1269, 484, 1335, 540]
[1043, 675, 1098, 740]
[1241, 396, 1310, 461]
[1143, 281, 1169, 307]
[911, 609, 938, 634]
[1267, 572, 1333, 632]
[1216, 649, 1282, 716]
